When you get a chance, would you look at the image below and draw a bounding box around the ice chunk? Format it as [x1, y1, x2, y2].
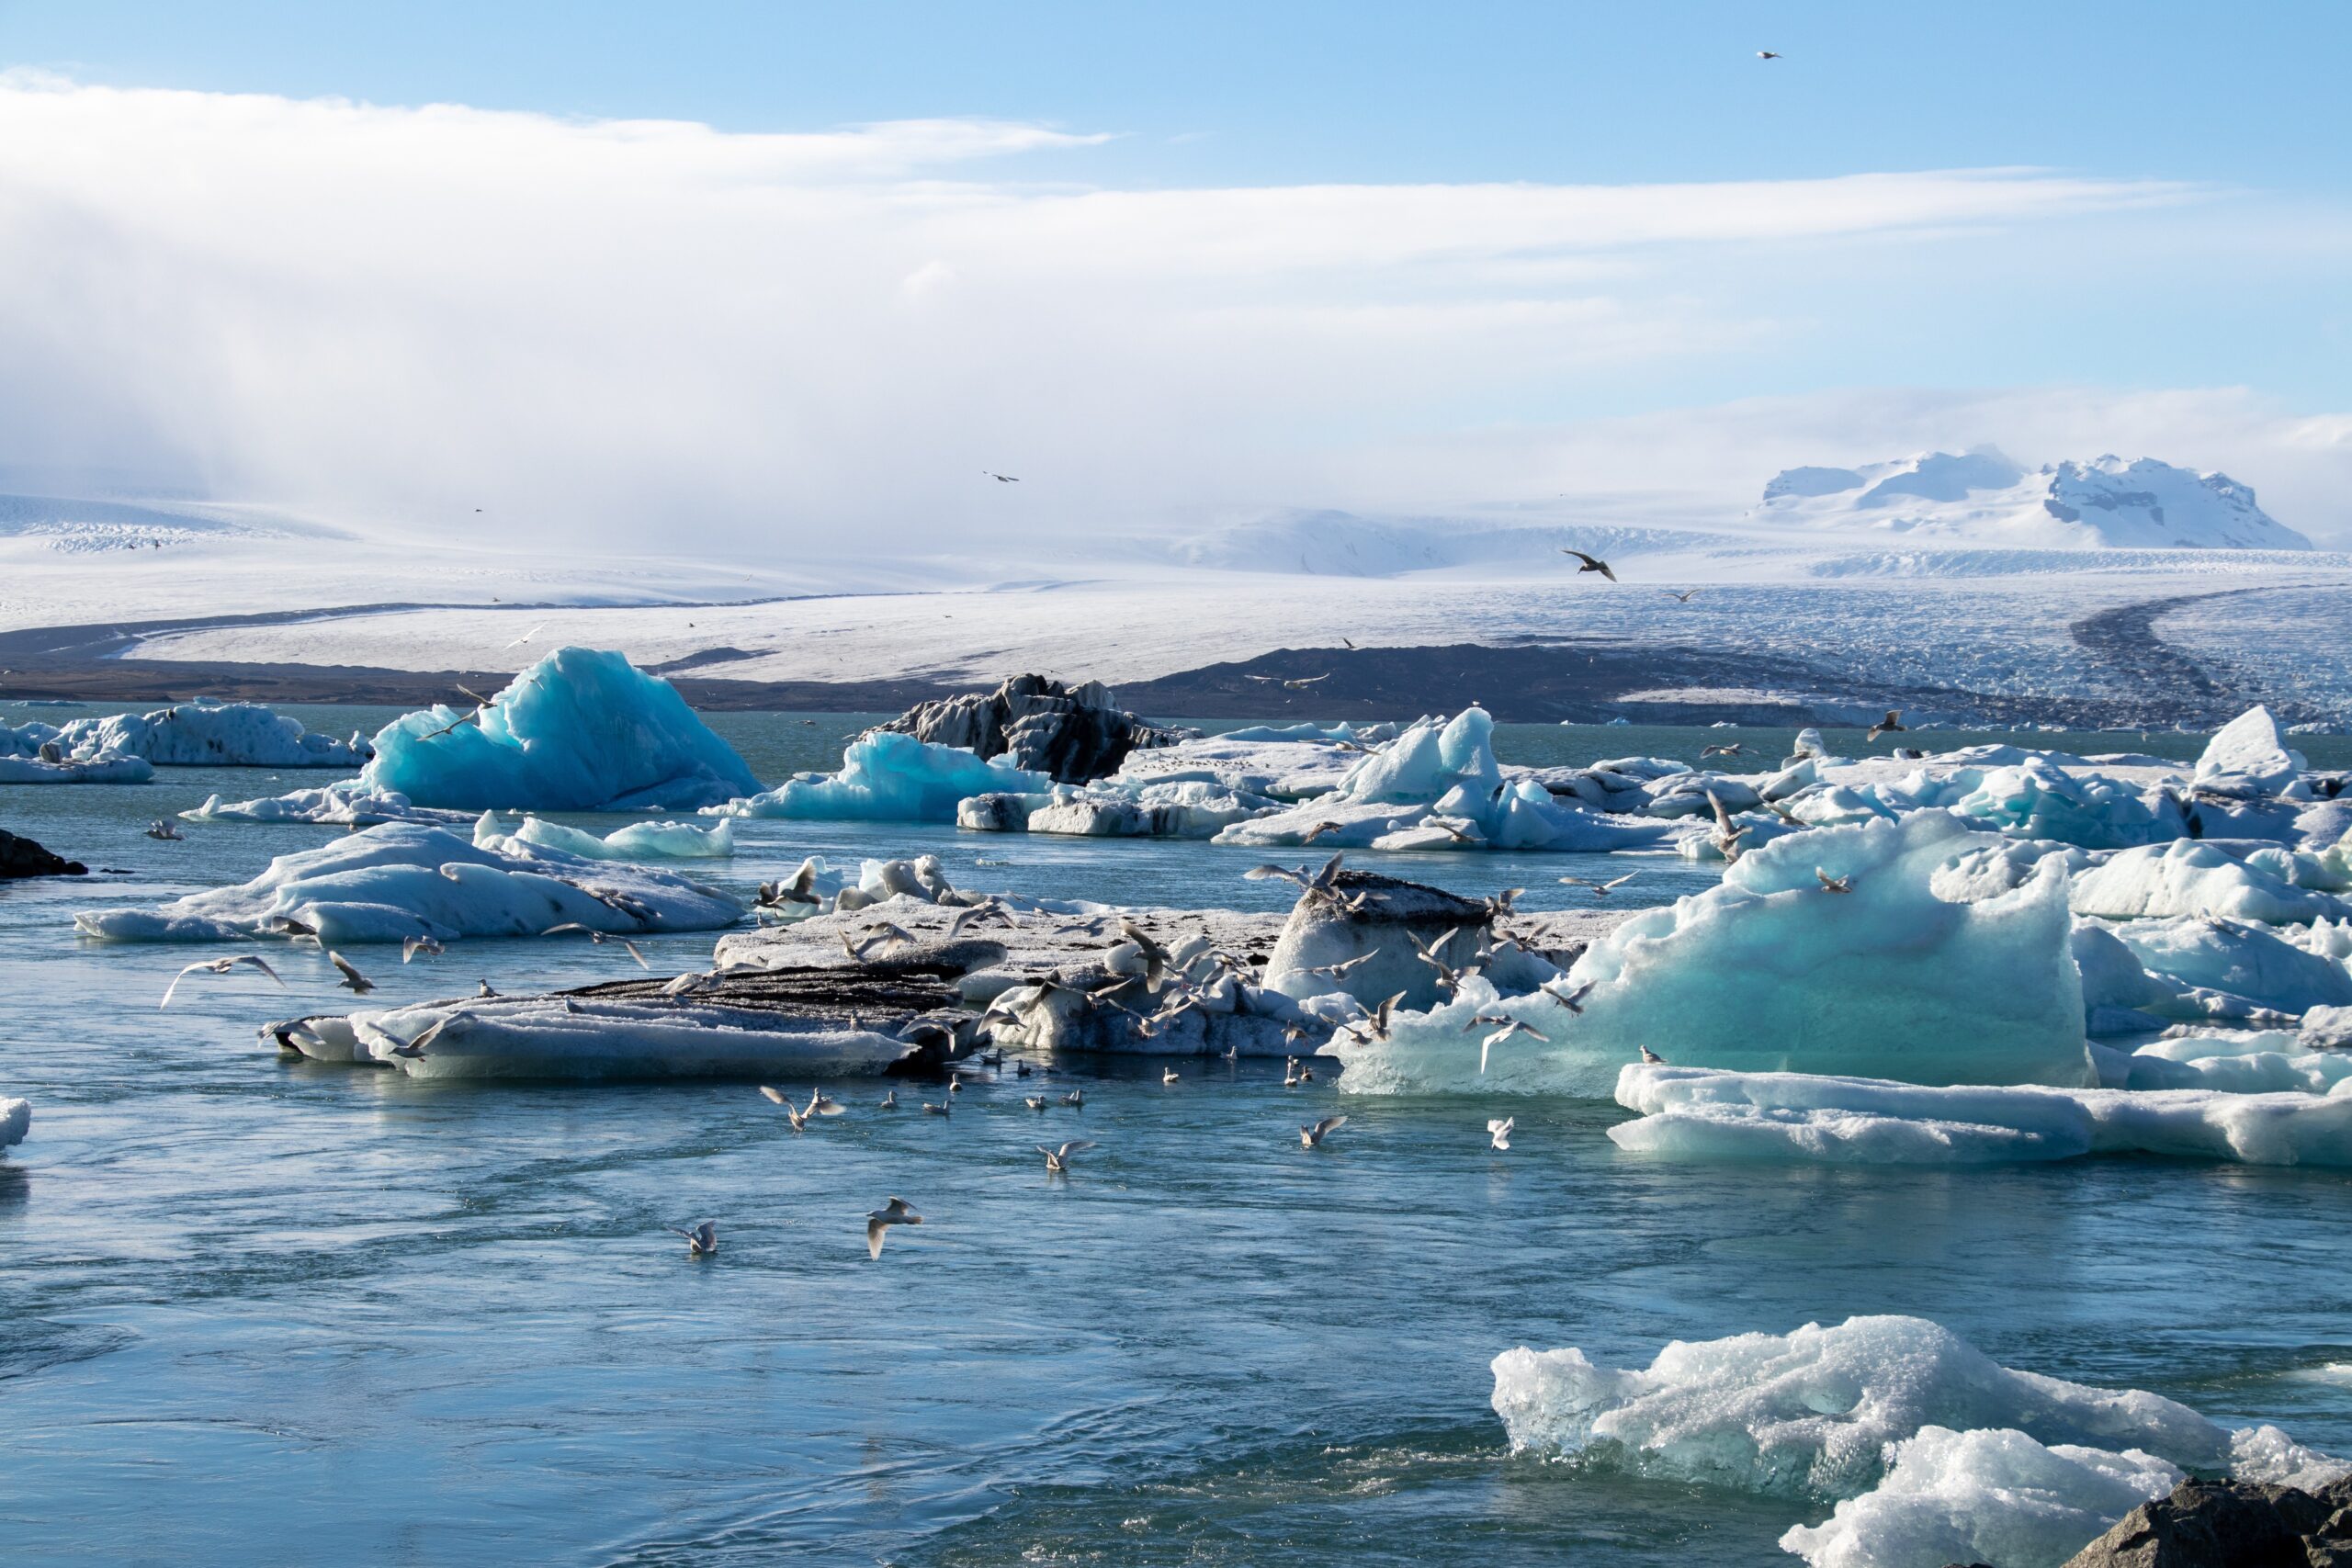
[1330, 812, 2090, 1096]
[0, 1096, 28, 1152]
[0, 701, 368, 767]
[1945, 757, 2168, 850]
[473, 812, 735, 860]
[0, 752, 153, 784]
[2070, 840, 2350, 924]
[1488, 1314, 2232, 1495]
[1779, 1426, 2182, 1568]
[1611, 1064, 2352, 1167]
[73, 823, 743, 944]
[960, 779, 1277, 839]
[184, 784, 472, 826]
[2197, 705, 2306, 792]
[708, 729, 1047, 823]
[359, 648, 760, 811]
[2108, 914, 2352, 1019]
[1111, 724, 1393, 800]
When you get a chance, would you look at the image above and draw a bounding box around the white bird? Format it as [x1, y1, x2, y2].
[1038, 1140, 1097, 1173]
[759, 1085, 830, 1133]
[1244, 672, 1331, 690]
[1487, 1117, 1515, 1152]
[1866, 709, 1906, 743]
[1816, 869, 1854, 894]
[1540, 977, 1595, 1014]
[146, 818, 184, 841]
[879, 1089, 899, 1109]
[1024, 1095, 1048, 1111]
[670, 1221, 718, 1257]
[388, 1016, 453, 1060]
[1480, 1018, 1547, 1073]
[160, 954, 287, 1008]
[504, 624, 547, 649]
[402, 934, 445, 964]
[1662, 589, 1701, 604]
[865, 1197, 922, 1258]
[328, 951, 376, 995]
[1161, 1066, 1180, 1085]
[1300, 1115, 1348, 1149]
[1558, 872, 1638, 897]
[477, 978, 499, 998]
[1638, 1043, 1666, 1065]
[1061, 1089, 1085, 1107]
[543, 923, 650, 968]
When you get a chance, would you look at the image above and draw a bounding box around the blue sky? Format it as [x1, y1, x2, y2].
[0, 1, 2346, 541]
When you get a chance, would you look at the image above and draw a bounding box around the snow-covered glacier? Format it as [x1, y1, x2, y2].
[1753, 450, 2312, 551]
[358, 648, 760, 811]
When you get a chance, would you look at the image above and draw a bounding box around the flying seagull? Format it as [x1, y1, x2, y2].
[402, 934, 445, 964]
[1246, 673, 1331, 690]
[1300, 1114, 1349, 1149]
[1758, 50, 1782, 59]
[1559, 871, 1639, 897]
[1540, 977, 1595, 1013]
[1700, 741, 1747, 758]
[1561, 549, 1618, 582]
[671, 1221, 718, 1257]
[328, 951, 377, 995]
[1038, 1140, 1096, 1173]
[159, 954, 286, 1008]
[984, 471, 1020, 482]
[543, 923, 650, 968]
[1487, 1117, 1515, 1152]
[865, 1197, 922, 1258]
[504, 624, 547, 649]
[1866, 710, 1907, 743]
[1662, 589, 1701, 604]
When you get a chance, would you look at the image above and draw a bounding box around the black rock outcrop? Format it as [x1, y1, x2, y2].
[2062, 1474, 2352, 1566]
[878, 674, 1195, 784]
[0, 828, 87, 878]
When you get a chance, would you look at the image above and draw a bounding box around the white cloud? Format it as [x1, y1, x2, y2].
[0, 73, 2335, 557]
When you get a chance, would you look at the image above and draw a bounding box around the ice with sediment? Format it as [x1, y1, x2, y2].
[359, 648, 761, 811]
[0, 1097, 28, 1152]
[472, 811, 734, 860]
[2, 700, 367, 767]
[0, 752, 153, 784]
[1329, 811, 2090, 1095]
[1778, 1425, 2184, 1568]
[1215, 707, 1673, 852]
[956, 778, 1278, 839]
[72, 823, 743, 944]
[707, 729, 1048, 823]
[1608, 1064, 2352, 1167]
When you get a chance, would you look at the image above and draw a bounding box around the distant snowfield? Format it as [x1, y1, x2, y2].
[6, 472, 2350, 724]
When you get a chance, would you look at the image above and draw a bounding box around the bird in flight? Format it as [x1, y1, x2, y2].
[329, 951, 377, 995]
[1558, 871, 1639, 897]
[1816, 869, 1855, 895]
[1300, 1115, 1348, 1150]
[544, 923, 650, 968]
[866, 1197, 922, 1258]
[671, 1221, 718, 1258]
[504, 625, 547, 650]
[1700, 741, 1747, 758]
[984, 471, 1020, 483]
[402, 934, 445, 963]
[1561, 549, 1617, 581]
[1487, 1117, 1515, 1152]
[1038, 1140, 1096, 1173]
[159, 954, 287, 1008]
[1246, 673, 1331, 690]
[1758, 50, 1782, 60]
[1662, 589, 1701, 604]
[1867, 710, 1907, 743]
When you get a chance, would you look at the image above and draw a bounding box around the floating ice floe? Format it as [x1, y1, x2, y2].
[472, 811, 735, 860]
[2, 700, 368, 768]
[0, 1097, 28, 1152]
[360, 648, 761, 811]
[957, 778, 1278, 838]
[1329, 811, 2090, 1095]
[1110, 720, 1399, 800]
[708, 729, 1048, 823]
[2196, 703, 2308, 794]
[1610, 1063, 2352, 1167]
[1492, 1314, 2346, 1568]
[183, 784, 473, 826]
[1215, 707, 1674, 852]
[73, 822, 743, 944]
[0, 752, 153, 784]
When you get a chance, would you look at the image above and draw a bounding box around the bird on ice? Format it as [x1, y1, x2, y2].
[671, 1221, 718, 1257]
[866, 1197, 922, 1258]
[1816, 869, 1855, 894]
[1638, 1044, 1667, 1065]
[159, 954, 286, 1008]
[1487, 1117, 1515, 1152]
[1561, 549, 1617, 581]
[1038, 1140, 1096, 1173]
[328, 951, 377, 995]
[1300, 1114, 1348, 1149]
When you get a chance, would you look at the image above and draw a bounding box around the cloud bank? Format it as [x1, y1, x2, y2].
[0, 73, 2342, 552]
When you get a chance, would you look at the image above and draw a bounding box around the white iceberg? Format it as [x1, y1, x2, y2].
[708, 729, 1047, 823]
[2197, 705, 2307, 793]
[1110, 721, 1396, 799]
[472, 811, 735, 860]
[358, 648, 761, 811]
[0, 1096, 27, 1152]
[2107, 914, 2352, 1021]
[2, 700, 367, 768]
[1609, 1064, 2352, 1168]
[2070, 840, 2352, 925]
[1329, 812, 2090, 1096]
[73, 822, 744, 944]
[0, 752, 153, 784]
[183, 784, 472, 826]
[957, 778, 1278, 839]
[1778, 1426, 2183, 1568]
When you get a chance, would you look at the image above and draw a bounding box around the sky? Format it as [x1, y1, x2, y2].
[0, 0, 2346, 550]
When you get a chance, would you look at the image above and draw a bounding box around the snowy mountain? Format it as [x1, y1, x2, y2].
[1751, 452, 2311, 551]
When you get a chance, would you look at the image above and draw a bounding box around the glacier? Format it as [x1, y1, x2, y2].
[359, 648, 760, 811]
[73, 822, 743, 944]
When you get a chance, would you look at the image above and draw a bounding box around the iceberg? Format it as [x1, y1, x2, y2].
[472, 811, 735, 860]
[2107, 914, 2352, 1020]
[958, 779, 1278, 839]
[1609, 1064, 2352, 1168]
[2070, 840, 2351, 924]
[1779, 1426, 2184, 1568]
[708, 729, 1048, 823]
[183, 784, 472, 826]
[359, 648, 760, 811]
[1329, 812, 2091, 1096]
[2197, 705, 2307, 793]
[874, 673, 1193, 783]
[1110, 721, 1396, 800]
[3, 700, 367, 768]
[0, 1096, 27, 1152]
[0, 752, 153, 784]
[74, 823, 744, 944]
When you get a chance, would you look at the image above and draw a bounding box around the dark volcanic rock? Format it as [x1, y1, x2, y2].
[2062, 1474, 2352, 1567]
[878, 673, 1195, 784]
[0, 829, 86, 878]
